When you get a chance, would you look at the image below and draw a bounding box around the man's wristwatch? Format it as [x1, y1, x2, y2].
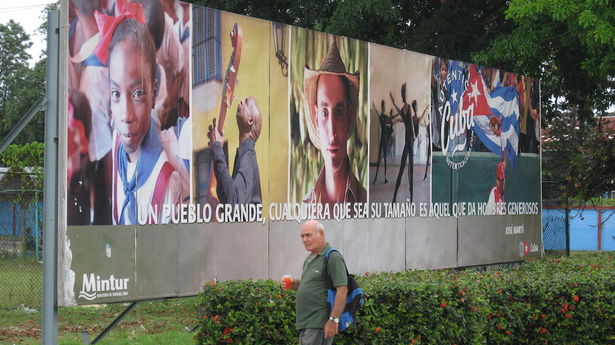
[329, 316, 339, 324]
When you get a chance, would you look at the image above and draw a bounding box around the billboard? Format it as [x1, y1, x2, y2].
[59, 0, 541, 305]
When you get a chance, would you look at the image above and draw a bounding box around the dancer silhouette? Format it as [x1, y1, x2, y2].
[423, 115, 432, 181]
[372, 100, 394, 184]
[390, 84, 417, 203]
[413, 103, 430, 181]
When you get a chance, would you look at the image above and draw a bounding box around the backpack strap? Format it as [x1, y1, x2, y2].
[323, 248, 349, 290]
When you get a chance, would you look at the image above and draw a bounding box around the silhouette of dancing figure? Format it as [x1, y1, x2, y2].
[390, 84, 417, 203]
[423, 114, 431, 181]
[372, 100, 394, 184]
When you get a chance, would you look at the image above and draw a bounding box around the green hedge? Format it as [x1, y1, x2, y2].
[195, 253, 614, 345]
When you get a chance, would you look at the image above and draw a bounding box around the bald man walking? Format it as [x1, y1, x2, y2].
[286, 220, 348, 345]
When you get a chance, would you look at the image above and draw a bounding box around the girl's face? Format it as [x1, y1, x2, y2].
[109, 40, 155, 159]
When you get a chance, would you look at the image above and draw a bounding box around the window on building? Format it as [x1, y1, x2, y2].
[193, 7, 221, 86]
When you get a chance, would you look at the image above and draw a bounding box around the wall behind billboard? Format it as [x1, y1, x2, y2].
[59, 1, 541, 306]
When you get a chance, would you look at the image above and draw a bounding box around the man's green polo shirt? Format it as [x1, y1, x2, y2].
[296, 243, 348, 330]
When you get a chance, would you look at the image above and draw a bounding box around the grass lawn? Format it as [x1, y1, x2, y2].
[0, 257, 196, 344]
[0, 297, 198, 344]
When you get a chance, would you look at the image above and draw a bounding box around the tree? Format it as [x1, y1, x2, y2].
[0, 142, 44, 191]
[0, 20, 32, 121]
[473, 0, 614, 120]
[474, 0, 615, 202]
[0, 20, 46, 145]
[326, 0, 512, 63]
[192, 0, 337, 31]
[542, 113, 614, 202]
[192, 0, 512, 64]
[1, 59, 47, 144]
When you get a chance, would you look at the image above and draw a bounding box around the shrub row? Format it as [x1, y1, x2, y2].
[195, 253, 614, 345]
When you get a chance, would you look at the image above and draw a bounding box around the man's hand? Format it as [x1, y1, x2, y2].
[207, 118, 224, 146]
[281, 275, 299, 290]
[324, 285, 348, 339]
[324, 319, 338, 339]
[280, 277, 299, 290]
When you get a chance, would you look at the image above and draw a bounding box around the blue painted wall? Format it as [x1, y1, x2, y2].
[569, 209, 598, 250]
[602, 210, 615, 251]
[543, 208, 615, 251]
[0, 201, 42, 237]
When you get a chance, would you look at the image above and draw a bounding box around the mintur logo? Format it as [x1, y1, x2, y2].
[78, 273, 130, 301]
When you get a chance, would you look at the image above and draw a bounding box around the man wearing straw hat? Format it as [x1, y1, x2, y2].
[303, 36, 366, 207]
[486, 160, 506, 215]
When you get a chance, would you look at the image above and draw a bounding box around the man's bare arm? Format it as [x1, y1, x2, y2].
[324, 285, 348, 339]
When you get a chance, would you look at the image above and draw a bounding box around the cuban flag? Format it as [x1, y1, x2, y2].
[446, 60, 466, 118]
[462, 64, 520, 166]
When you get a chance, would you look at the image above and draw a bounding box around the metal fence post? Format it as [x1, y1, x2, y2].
[42, 9, 60, 345]
[565, 204, 570, 257]
[35, 190, 41, 261]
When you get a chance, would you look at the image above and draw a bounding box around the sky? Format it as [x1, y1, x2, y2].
[0, 1, 58, 65]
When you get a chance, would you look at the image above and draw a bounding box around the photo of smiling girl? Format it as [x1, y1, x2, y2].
[105, 12, 182, 225]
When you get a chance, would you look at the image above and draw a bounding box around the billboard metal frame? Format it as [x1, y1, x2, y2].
[42, 8, 60, 345]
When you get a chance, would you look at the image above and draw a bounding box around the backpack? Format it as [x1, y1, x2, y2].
[323, 248, 365, 331]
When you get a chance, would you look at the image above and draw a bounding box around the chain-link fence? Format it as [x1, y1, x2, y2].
[0, 170, 43, 309]
[542, 206, 569, 257]
[541, 180, 570, 258]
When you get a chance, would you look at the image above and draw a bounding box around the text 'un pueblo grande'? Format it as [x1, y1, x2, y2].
[137, 201, 540, 225]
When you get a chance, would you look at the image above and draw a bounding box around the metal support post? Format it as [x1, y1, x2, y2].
[36, 190, 41, 261]
[82, 302, 139, 344]
[564, 204, 570, 257]
[42, 9, 60, 345]
[184, 324, 200, 333]
[0, 97, 47, 155]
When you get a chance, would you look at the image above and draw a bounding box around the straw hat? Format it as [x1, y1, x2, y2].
[303, 35, 360, 150]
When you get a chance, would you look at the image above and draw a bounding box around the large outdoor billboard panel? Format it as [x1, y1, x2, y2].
[288, 28, 369, 205]
[59, 1, 541, 306]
